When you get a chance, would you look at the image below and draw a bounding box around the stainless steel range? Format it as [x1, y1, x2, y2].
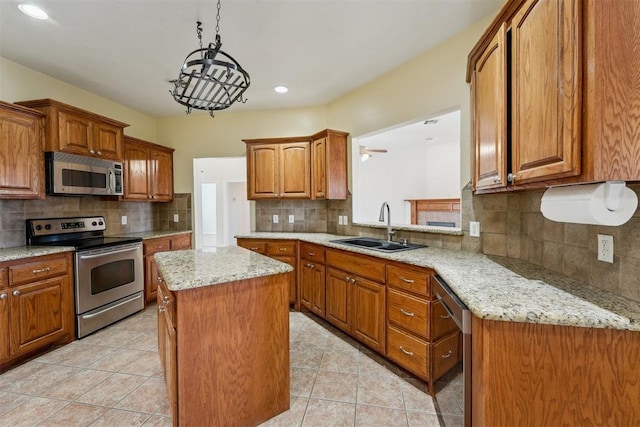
[26, 216, 144, 338]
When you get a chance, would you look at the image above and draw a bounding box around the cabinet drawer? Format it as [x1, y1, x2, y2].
[267, 241, 296, 256]
[300, 243, 325, 264]
[386, 265, 430, 297]
[0, 267, 7, 288]
[431, 300, 459, 341]
[144, 238, 171, 256]
[433, 331, 460, 381]
[170, 234, 191, 250]
[387, 289, 428, 338]
[9, 255, 69, 286]
[387, 325, 428, 379]
[237, 240, 267, 255]
[326, 249, 385, 283]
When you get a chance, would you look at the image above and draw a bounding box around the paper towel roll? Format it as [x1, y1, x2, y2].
[540, 182, 638, 226]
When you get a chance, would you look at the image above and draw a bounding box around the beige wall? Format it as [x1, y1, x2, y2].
[156, 106, 327, 194]
[0, 57, 157, 141]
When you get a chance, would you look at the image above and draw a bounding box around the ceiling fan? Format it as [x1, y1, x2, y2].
[359, 145, 387, 161]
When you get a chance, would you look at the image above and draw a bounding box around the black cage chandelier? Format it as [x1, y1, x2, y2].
[170, 0, 250, 117]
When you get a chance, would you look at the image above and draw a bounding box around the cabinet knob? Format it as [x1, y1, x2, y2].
[156, 277, 163, 283]
[163, 296, 170, 305]
[0, 293, 7, 300]
[507, 173, 516, 183]
[97, 151, 102, 155]
[493, 176, 500, 183]
[350, 278, 356, 284]
[12, 290, 20, 297]
[90, 149, 95, 154]
[273, 194, 278, 198]
[158, 306, 166, 313]
[318, 192, 324, 197]
[148, 195, 152, 199]
[345, 276, 351, 282]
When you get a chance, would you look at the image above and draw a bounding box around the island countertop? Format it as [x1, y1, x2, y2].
[154, 246, 293, 292]
[236, 232, 640, 331]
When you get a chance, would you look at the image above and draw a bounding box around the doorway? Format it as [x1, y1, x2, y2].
[193, 157, 250, 248]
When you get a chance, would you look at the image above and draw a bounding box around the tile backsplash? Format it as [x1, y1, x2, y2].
[0, 193, 191, 248]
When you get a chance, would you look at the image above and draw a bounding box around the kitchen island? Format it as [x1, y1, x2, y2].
[154, 247, 293, 427]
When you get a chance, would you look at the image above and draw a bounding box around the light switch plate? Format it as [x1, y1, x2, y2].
[288, 215, 294, 224]
[338, 215, 343, 225]
[342, 215, 348, 226]
[597, 234, 614, 263]
[121, 215, 127, 225]
[272, 214, 279, 224]
[173, 214, 179, 223]
[469, 221, 480, 237]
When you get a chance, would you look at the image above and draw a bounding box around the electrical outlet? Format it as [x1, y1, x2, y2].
[469, 221, 480, 237]
[338, 215, 343, 225]
[272, 214, 279, 224]
[173, 214, 179, 223]
[121, 215, 127, 225]
[288, 215, 294, 224]
[597, 234, 614, 263]
[342, 215, 348, 226]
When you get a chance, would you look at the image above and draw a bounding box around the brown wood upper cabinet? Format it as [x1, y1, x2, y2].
[469, 0, 640, 192]
[15, 99, 129, 162]
[0, 101, 45, 199]
[122, 136, 174, 202]
[244, 129, 348, 200]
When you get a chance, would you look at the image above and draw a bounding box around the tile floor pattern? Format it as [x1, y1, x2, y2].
[0, 305, 463, 426]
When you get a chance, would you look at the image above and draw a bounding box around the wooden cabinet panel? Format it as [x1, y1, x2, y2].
[311, 137, 327, 199]
[237, 239, 267, 254]
[247, 144, 279, 198]
[300, 260, 326, 317]
[432, 331, 459, 380]
[279, 142, 310, 198]
[122, 136, 174, 202]
[310, 129, 348, 200]
[58, 110, 92, 154]
[387, 325, 429, 379]
[170, 234, 192, 250]
[8, 256, 69, 287]
[326, 249, 385, 283]
[300, 261, 313, 309]
[157, 281, 177, 421]
[431, 300, 459, 341]
[273, 255, 296, 304]
[472, 26, 507, 191]
[0, 284, 9, 363]
[299, 243, 325, 264]
[144, 238, 171, 256]
[0, 101, 45, 199]
[146, 256, 161, 304]
[325, 267, 351, 333]
[387, 288, 428, 339]
[267, 241, 296, 256]
[386, 264, 430, 297]
[93, 121, 123, 160]
[510, 0, 581, 184]
[352, 276, 386, 354]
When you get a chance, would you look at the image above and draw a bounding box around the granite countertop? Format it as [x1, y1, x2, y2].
[0, 246, 75, 262]
[236, 232, 640, 331]
[155, 246, 293, 292]
[113, 230, 192, 240]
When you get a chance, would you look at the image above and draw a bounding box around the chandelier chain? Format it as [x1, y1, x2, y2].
[196, 21, 203, 50]
[215, 0, 221, 36]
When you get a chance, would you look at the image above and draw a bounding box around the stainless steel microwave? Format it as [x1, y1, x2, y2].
[45, 152, 124, 196]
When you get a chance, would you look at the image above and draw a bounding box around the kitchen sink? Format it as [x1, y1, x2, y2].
[330, 237, 427, 252]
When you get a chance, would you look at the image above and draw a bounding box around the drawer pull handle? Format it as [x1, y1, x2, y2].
[441, 350, 453, 359]
[400, 308, 415, 317]
[308, 252, 315, 256]
[278, 247, 287, 251]
[400, 277, 415, 284]
[32, 267, 51, 274]
[307, 263, 315, 269]
[440, 314, 451, 319]
[249, 247, 259, 250]
[400, 346, 414, 356]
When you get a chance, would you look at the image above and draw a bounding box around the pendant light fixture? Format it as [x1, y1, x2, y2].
[170, 0, 250, 117]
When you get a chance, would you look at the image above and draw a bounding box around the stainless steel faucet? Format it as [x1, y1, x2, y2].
[378, 202, 394, 242]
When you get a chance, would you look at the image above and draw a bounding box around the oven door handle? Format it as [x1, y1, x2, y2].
[79, 245, 141, 259]
[80, 293, 142, 320]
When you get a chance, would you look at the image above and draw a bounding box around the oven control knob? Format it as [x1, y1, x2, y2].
[44, 224, 51, 230]
[92, 221, 97, 226]
[35, 225, 42, 230]
[98, 221, 104, 226]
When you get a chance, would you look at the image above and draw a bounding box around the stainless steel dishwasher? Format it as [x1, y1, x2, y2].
[433, 275, 472, 427]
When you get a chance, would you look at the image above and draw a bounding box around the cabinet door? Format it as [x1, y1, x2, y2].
[352, 276, 386, 354]
[9, 275, 71, 356]
[311, 137, 327, 199]
[0, 106, 44, 199]
[510, 0, 581, 184]
[150, 147, 174, 201]
[247, 144, 279, 199]
[279, 142, 310, 198]
[157, 284, 177, 422]
[57, 110, 93, 155]
[0, 288, 9, 363]
[273, 255, 296, 304]
[301, 261, 325, 317]
[473, 25, 507, 191]
[146, 256, 160, 304]
[93, 121, 123, 160]
[325, 267, 351, 334]
[123, 140, 151, 200]
[300, 261, 313, 310]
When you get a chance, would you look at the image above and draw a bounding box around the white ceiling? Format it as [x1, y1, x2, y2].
[0, 0, 503, 118]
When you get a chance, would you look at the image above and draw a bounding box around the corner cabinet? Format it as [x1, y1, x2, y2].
[15, 98, 129, 161]
[122, 136, 174, 202]
[0, 101, 45, 199]
[244, 129, 348, 200]
[469, 0, 640, 193]
[0, 252, 75, 372]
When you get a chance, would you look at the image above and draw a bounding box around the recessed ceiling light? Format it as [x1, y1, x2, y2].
[273, 85, 289, 94]
[18, 4, 48, 20]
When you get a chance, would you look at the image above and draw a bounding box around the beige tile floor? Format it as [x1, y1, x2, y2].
[0, 305, 463, 427]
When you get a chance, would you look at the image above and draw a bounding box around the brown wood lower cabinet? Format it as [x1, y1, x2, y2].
[143, 233, 191, 303]
[156, 270, 290, 426]
[299, 243, 326, 317]
[0, 252, 75, 372]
